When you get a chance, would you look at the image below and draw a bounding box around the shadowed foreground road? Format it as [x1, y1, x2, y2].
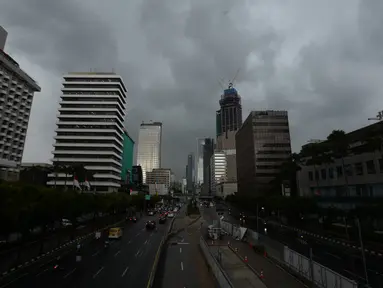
[0, 215, 170, 288]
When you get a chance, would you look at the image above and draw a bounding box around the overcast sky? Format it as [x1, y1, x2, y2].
[1, 0, 383, 179]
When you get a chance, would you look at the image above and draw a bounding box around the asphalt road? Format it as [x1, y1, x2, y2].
[0, 214, 170, 288]
[224, 203, 383, 288]
[154, 207, 216, 288]
[0, 213, 129, 274]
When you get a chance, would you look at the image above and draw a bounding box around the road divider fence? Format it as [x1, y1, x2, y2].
[199, 236, 234, 288]
[220, 219, 358, 288]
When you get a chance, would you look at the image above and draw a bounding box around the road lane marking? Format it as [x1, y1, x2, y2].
[144, 240, 148, 245]
[0, 273, 29, 288]
[36, 268, 49, 277]
[114, 250, 121, 257]
[180, 262, 184, 271]
[92, 250, 100, 257]
[180, 248, 182, 253]
[128, 240, 132, 244]
[136, 232, 140, 237]
[93, 267, 104, 279]
[135, 249, 141, 257]
[121, 266, 129, 277]
[63, 268, 76, 279]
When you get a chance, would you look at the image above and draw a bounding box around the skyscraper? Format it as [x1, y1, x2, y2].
[48, 72, 128, 192]
[186, 153, 194, 193]
[216, 84, 242, 182]
[236, 110, 291, 196]
[202, 138, 214, 195]
[0, 29, 41, 181]
[196, 138, 205, 185]
[136, 121, 162, 183]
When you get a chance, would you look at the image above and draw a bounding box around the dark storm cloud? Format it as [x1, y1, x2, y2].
[1, 0, 118, 72]
[2, 0, 383, 178]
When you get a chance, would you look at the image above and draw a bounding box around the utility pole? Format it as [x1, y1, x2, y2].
[356, 218, 369, 286]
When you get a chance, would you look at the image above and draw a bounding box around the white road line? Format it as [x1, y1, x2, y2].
[121, 266, 129, 277]
[180, 262, 184, 271]
[36, 268, 49, 277]
[135, 250, 141, 257]
[63, 268, 76, 279]
[93, 267, 104, 279]
[114, 250, 121, 257]
[136, 233, 140, 237]
[92, 250, 100, 257]
[0, 273, 28, 288]
[180, 248, 182, 253]
[128, 240, 132, 244]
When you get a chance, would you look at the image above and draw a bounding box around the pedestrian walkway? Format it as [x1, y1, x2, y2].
[209, 245, 267, 288]
[229, 241, 307, 288]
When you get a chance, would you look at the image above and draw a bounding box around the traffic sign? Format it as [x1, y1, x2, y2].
[145, 195, 151, 200]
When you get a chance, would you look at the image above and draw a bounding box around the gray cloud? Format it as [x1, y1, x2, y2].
[1, 0, 383, 178]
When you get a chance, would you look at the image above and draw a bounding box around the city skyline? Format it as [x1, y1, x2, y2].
[2, 1, 382, 179]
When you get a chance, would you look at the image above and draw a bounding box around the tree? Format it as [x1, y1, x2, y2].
[327, 130, 350, 196]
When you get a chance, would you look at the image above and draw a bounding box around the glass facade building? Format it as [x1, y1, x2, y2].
[136, 121, 162, 183]
[121, 129, 134, 183]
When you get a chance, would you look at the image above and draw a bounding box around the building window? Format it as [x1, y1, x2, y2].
[321, 169, 326, 180]
[336, 166, 343, 177]
[329, 167, 334, 179]
[345, 164, 353, 177]
[366, 160, 376, 174]
[315, 170, 319, 181]
[354, 162, 363, 175]
[308, 171, 313, 181]
[379, 158, 383, 173]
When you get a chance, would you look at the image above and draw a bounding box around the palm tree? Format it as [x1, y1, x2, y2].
[327, 130, 350, 196]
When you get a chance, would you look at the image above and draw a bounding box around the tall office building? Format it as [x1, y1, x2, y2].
[186, 153, 194, 193]
[202, 138, 214, 195]
[196, 138, 205, 185]
[210, 151, 227, 194]
[121, 128, 135, 184]
[236, 110, 291, 196]
[136, 121, 162, 183]
[0, 29, 41, 181]
[48, 72, 128, 192]
[216, 84, 242, 182]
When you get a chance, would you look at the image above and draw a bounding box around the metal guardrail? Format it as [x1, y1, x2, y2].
[199, 236, 234, 288]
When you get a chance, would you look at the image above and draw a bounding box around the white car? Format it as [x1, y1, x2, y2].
[167, 213, 174, 218]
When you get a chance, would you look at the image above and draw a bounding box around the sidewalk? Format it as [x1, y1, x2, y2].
[209, 245, 267, 288]
[229, 241, 307, 288]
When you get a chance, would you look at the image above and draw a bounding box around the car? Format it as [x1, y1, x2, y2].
[167, 213, 174, 218]
[109, 227, 123, 239]
[129, 216, 137, 223]
[146, 221, 156, 230]
[148, 210, 154, 216]
[159, 217, 166, 224]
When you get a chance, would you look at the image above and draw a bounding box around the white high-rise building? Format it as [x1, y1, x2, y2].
[47, 72, 127, 192]
[0, 32, 41, 181]
[210, 150, 227, 194]
[196, 138, 205, 185]
[136, 121, 162, 183]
